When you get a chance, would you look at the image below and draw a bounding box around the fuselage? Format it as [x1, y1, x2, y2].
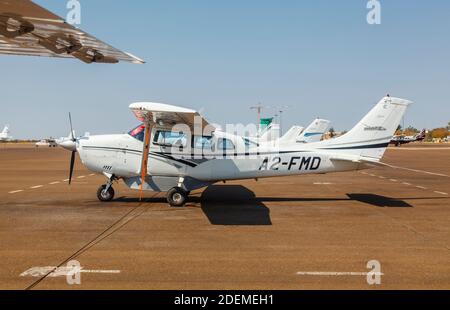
[76, 131, 363, 184]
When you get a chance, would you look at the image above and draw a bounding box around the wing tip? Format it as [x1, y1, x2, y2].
[124, 52, 146, 64]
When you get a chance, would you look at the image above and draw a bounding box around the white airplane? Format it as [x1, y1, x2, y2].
[280, 119, 331, 144]
[59, 96, 412, 207]
[0, 125, 11, 141]
[252, 118, 330, 145]
[0, 0, 143, 64]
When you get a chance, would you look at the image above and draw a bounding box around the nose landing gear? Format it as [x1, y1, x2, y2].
[97, 175, 117, 202]
[97, 184, 115, 202]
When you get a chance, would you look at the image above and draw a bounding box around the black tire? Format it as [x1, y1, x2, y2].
[167, 187, 188, 207]
[97, 185, 115, 202]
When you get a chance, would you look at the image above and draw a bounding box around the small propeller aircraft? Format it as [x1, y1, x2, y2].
[250, 118, 330, 144]
[284, 118, 331, 144]
[0, 125, 11, 141]
[59, 96, 412, 207]
[390, 129, 426, 147]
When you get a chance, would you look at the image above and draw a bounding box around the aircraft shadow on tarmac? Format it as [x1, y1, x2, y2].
[255, 194, 416, 208]
[346, 194, 414, 208]
[115, 185, 273, 226]
[198, 185, 272, 226]
[113, 187, 448, 225]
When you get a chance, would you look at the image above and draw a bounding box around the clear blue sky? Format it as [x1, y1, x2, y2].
[1, 0, 449, 139]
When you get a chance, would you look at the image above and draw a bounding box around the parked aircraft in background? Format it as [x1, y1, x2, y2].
[294, 119, 331, 144]
[0, 125, 11, 141]
[59, 96, 412, 207]
[253, 118, 330, 145]
[35, 139, 57, 148]
[390, 129, 426, 146]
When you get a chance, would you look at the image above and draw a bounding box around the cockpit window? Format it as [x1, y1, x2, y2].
[218, 138, 235, 150]
[154, 131, 187, 147]
[193, 136, 213, 150]
[128, 124, 145, 142]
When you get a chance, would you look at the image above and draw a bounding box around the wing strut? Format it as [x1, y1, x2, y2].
[139, 123, 152, 201]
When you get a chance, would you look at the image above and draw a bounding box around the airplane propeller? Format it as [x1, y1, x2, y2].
[67, 112, 77, 185]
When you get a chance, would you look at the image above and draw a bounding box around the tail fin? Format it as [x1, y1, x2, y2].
[279, 126, 304, 144]
[297, 119, 330, 143]
[2, 125, 9, 135]
[317, 96, 412, 160]
[416, 129, 426, 141]
[260, 123, 280, 142]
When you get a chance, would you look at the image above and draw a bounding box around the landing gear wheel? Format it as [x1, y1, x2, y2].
[167, 187, 188, 207]
[97, 184, 115, 202]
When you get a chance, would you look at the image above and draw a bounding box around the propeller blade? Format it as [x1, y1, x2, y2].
[69, 112, 75, 141]
[139, 124, 152, 201]
[69, 151, 76, 185]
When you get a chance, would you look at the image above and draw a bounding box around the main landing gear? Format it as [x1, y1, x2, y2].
[97, 175, 117, 202]
[96, 175, 191, 207]
[167, 187, 189, 207]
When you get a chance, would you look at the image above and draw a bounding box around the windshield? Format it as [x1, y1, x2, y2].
[128, 124, 145, 142]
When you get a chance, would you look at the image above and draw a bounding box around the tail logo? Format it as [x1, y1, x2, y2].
[364, 126, 387, 131]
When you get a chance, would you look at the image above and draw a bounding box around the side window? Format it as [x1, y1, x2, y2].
[193, 136, 213, 150]
[218, 138, 235, 150]
[154, 131, 187, 147]
[243, 138, 259, 148]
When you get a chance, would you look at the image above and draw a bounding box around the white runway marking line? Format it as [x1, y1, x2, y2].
[385, 164, 449, 178]
[30, 185, 43, 189]
[402, 182, 411, 186]
[416, 186, 427, 190]
[9, 190, 24, 194]
[389, 179, 398, 182]
[434, 191, 449, 196]
[77, 176, 86, 179]
[378, 176, 386, 179]
[63, 179, 69, 182]
[20, 266, 121, 278]
[49, 181, 60, 185]
[89, 174, 95, 176]
[296, 271, 384, 277]
[313, 182, 333, 185]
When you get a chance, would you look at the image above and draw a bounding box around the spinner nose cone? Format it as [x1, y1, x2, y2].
[58, 139, 77, 152]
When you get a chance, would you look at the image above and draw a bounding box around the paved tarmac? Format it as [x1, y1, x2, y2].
[0, 143, 449, 289]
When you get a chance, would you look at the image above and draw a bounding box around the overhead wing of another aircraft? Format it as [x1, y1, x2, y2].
[129, 102, 216, 136]
[0, 0, 144, 64]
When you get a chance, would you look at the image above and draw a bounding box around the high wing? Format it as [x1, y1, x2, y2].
[0, 0, 144, 64]
[129, 102, 216, 136]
